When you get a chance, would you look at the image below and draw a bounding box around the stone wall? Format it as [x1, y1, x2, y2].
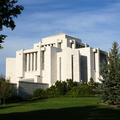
[19, 81, 49, 99]
[10, 83, 17, 94]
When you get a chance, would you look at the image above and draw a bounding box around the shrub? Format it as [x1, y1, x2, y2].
[68, 86, 96, 96]
[6, 95, 23, 103]
[88, 77, 98, 88]
[33, 88, 46, 98]
[66, 79, 77, 92]
[33, 79, 78, 98]
[55, 80, 67, 95]
[94, 82, 98, 88]
[45, 85, 61, 97]
[88, 77, 94, 86]
[80, 81, 88, 86]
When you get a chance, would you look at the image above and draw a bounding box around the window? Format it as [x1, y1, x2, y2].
[42, 51, 44, 70]
[35, 52, 37, 70]
[94, 53, 96, 70]
[59, 57, 61, 80]
[58, 43, 61, 49]
[25, 52, 37, 71]
[71, 55, 74, 80]
[25, 54, 27, 71]
[76, 41, 81, 48]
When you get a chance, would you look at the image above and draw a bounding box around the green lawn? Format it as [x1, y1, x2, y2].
[0, 97, 119, 120]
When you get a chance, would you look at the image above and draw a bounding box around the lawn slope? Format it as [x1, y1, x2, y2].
[0, 97, 119, 120]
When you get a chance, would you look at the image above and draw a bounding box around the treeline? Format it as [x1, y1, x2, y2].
[32, 78, 97, 99]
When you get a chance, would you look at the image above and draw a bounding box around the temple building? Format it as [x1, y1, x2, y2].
[6, 33, 106, 87]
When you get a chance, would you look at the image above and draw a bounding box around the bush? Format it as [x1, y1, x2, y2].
[88, 77, 98, 88]
[33, 88, 46, 98]
[33, 79, 78, 98]
[68, 86, 96, 96]
[6, 95, 23, 103]
[45, 85, 61, 97]
[66, 79, 77, 92]
[80, 81, 88, 86]
[88, 77, 94, 86]
[55, 80, 67, 95]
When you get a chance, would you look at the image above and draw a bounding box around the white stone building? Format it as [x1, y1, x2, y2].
[6, 33, 106, 87]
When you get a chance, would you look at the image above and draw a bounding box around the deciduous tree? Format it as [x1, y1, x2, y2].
[0, 0, 24, 48]
[0, 75, 14, 105]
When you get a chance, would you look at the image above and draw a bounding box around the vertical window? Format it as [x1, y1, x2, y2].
[59, 57, 61, 80]
[29, 53, 30, 71]
[25, 54, 27, 71]
[32, 53, 34, 71]
[42, 51, 44, 70]
[58, 43, 61, 49]
[72, 55, 74, 80]
[94, 53, 96, 70]
[25, 52, 38, 72]
[27, 53, 30, 71]
[36, 52, 37, 70]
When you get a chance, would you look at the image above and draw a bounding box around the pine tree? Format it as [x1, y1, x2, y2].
[97, 42, 120, 105]
[88, 77, 95, 86]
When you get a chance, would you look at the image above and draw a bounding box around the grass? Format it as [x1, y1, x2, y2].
[0, 97, 120, 120]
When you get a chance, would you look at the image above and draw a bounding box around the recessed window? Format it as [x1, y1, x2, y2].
[58, 43, 61, 49]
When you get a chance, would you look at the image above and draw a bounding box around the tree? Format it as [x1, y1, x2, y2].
[55, 80, 67, 95]
[96, 42, 120, 105]
[88, 77, 98, 88]
[80, 81, 88, 86]
[0, 75, 14, 105]
[66, 79, 77, 91]
[0, 0, 24, 48]
[88, 77, 94, 86]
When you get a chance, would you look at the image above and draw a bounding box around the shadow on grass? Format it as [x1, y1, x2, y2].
[0, 98, 47, 110]
[0, 105, 120, 120]
[17, 98, 48, 105]
[0, 105, 21, 110]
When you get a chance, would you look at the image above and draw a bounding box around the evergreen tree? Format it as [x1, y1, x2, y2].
[88, 77, 95, 86]
[96, 42, 120, 105]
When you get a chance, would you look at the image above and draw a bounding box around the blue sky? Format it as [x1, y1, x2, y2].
[0, 0, 120, 75]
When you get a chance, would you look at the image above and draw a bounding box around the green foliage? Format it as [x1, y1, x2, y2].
[0, 44, 3, 49]
[88, 77, 98, 88]
[33, 79, 77, 98]
[0, 0, 24, 47]
[33, 88, 46, 98]
[88, 77, 94, 86]
[80, 81, 88, 86]
[0, 75, 14, 105]
[96, 42, 120, 105]
[66, 79, 77, 91]
[6, 95, 23, 103]
[45, 85, 61, 97]
[94, 82, 98, 88]
[55, 80, 67, 95]
[68, 86, 96, 96]
[3, 97, 120, 120]
[0, 35, 7, 49]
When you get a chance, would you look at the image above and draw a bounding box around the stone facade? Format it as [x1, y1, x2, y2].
[6, 33, 107, 88]
[19, 81, 49, 99]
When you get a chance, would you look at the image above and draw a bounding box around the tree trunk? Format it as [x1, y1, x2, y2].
[3, 98, 5, 106]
